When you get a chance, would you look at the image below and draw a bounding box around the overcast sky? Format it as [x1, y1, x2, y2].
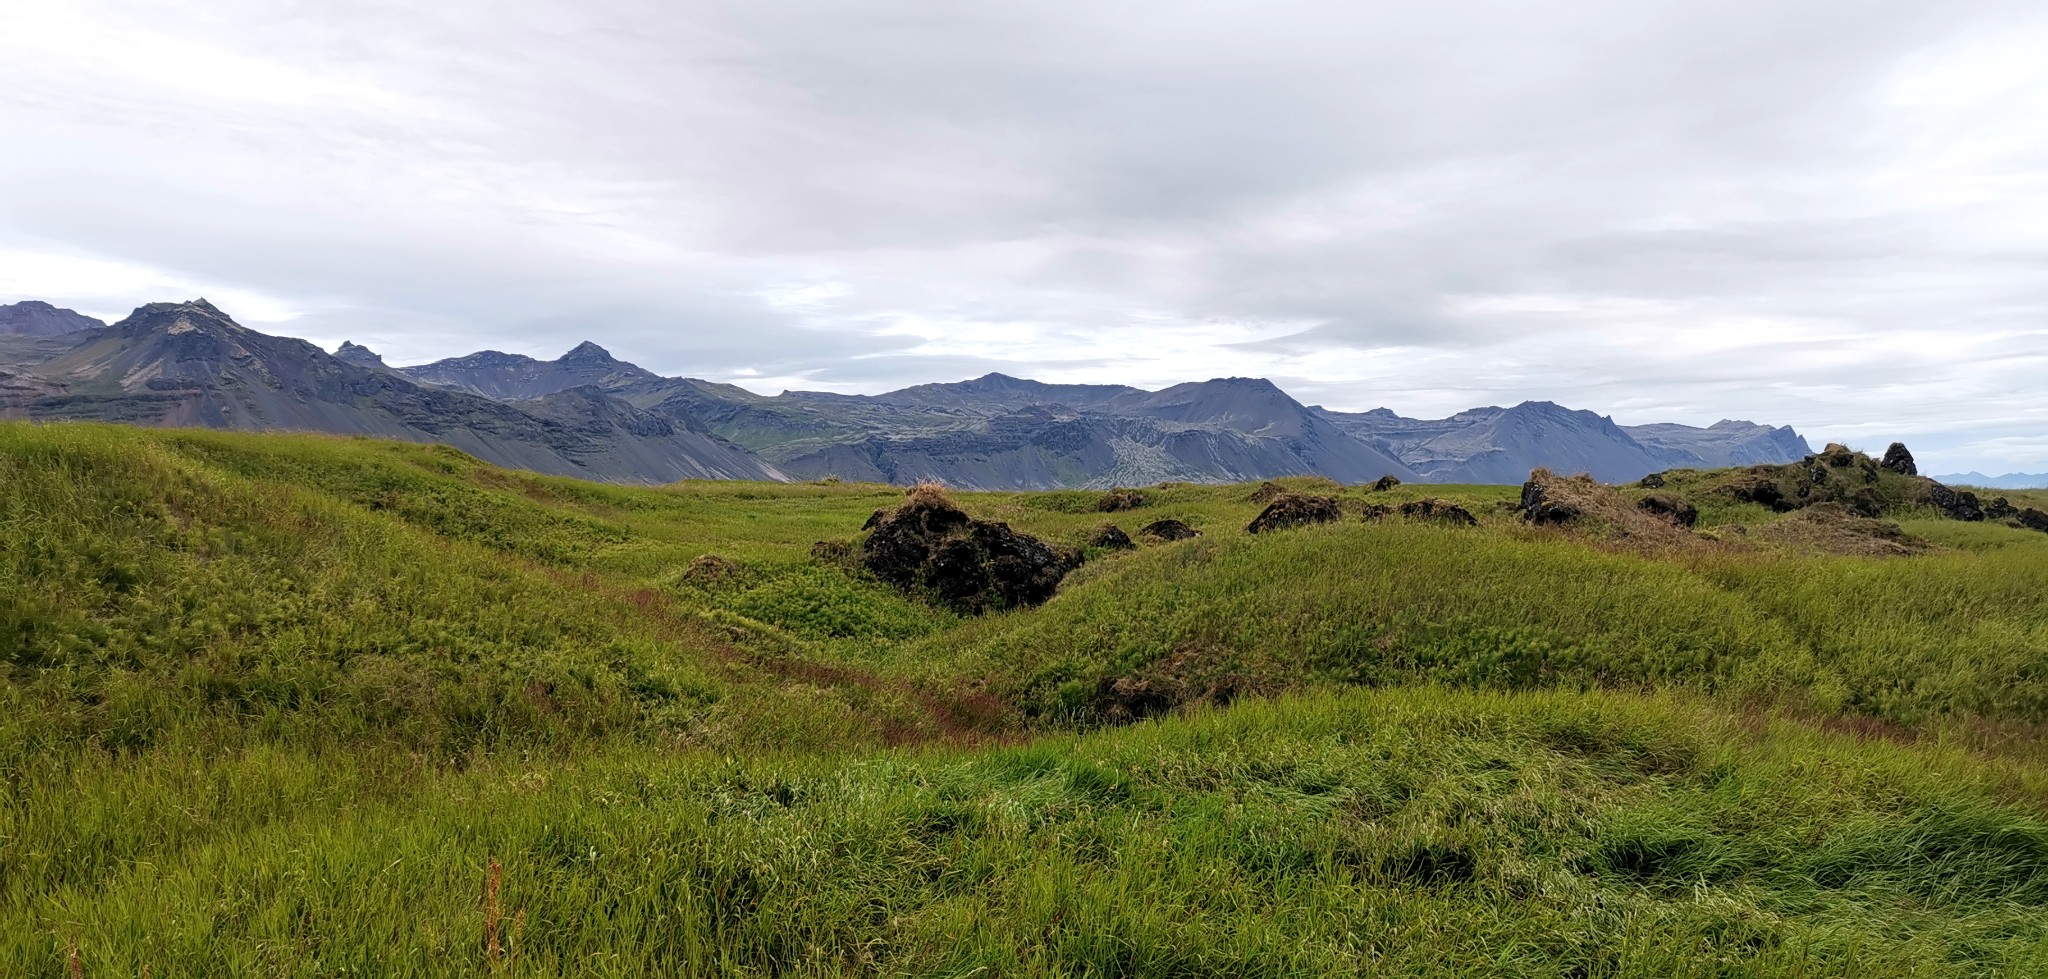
[3, 1, 2045, 471]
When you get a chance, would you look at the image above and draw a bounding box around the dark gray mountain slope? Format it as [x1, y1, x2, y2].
[767, 404, 1411, 490]
[402, 341, 657, 399]
[873, 372, 1139, 411]
[1623, 420, 1813, 467]
[0, 300, 784, 483]
[0, 300, 104, 337]
[621, 374, 1417, 488]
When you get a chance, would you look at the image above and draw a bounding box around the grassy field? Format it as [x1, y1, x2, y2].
[5, 422, 2048, 976]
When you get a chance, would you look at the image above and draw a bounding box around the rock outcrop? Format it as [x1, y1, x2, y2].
[1398, 498, 1478, 526]
[1138, 519, 1201, 542]
[1881, 442, 1918, 476]
[1088, 524, 1136, 551]
[1246, 494, 1343, 534]
[1636, 493, 1699, 528]
[860, 486, 1079, 613]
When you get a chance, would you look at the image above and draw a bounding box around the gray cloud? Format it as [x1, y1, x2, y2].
[2, 0, 2046, 470]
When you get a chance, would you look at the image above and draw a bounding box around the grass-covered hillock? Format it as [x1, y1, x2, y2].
[6, 421, 2048, 975]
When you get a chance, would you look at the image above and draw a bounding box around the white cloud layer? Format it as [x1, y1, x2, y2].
[3, 0, 2045, 471]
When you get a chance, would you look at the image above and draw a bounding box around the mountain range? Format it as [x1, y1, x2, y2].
[1933, 472, 2048, 490]
[1, 298, 1816, 487]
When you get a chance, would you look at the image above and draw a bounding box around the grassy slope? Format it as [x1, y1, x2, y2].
[5, 422, 2048, 976]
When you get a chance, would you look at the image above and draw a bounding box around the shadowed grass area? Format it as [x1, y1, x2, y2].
[5, 421, 2048, 976]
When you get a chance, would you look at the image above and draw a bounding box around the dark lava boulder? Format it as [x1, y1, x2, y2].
[1399, 498, 1478, 526]
[1371, 475, 1402, 492]
[861, 487, 1079, 613]
[1986, 497, 2018, 520]
[1095, 489, 1146, 512]
[1639, 472, 1667, 489]
[1246, 480, 1290, 505]
[1138, 519, 1202, 542]
[1089, 523, 1136, 551]
[1636, 493, 1699, 528]
[2015, 508, 2048, 534]
[1725, 475, 1789, 512]
[1924, 482, 1985, 522]
[1247, 494, 1343, 534]
[1519, 475, 1583, 526]
[1881, 442, 1918, 476]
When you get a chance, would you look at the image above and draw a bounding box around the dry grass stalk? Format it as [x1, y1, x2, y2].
[484, 858, 504, 967]
[904, 480, 953, 508]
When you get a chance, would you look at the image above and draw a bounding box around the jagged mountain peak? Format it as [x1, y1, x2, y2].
[334, 341, 388, 368]
[115, 298, 242, 336]
[561, 340, 617, 363]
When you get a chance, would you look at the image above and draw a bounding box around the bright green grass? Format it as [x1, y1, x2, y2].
[6, 421, 2048, 976]
[12, 690, 2048, 977]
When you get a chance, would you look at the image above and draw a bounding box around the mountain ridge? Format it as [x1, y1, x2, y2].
[0, 300, 783, 483]
[1, 298, 1820, 487]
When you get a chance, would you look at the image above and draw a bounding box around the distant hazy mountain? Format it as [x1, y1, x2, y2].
[1621, 420, 1813, 467]
[0, 300, 783, 483]
[1312, 401, 1800, 484]
[0, 300, 104, 337]
[1934, 472, 2048, 490]
[0, 297, 1824, 488]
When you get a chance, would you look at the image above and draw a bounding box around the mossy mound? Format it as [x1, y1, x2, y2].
[1138, 518, 1202, 542]
[1246, 493, 1343, 534]
[1095, 488, 1146, 512]
[1399, 498, 1478, 526]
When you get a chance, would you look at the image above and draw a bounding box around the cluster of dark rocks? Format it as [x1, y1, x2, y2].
[859, 490, 1080, 614]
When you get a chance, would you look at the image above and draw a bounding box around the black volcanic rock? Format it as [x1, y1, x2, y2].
[0, 300, 104, 337]
[860, 489, 1078, 613]
[1246, 494, 1342, 534]
[1923, 482, 1985, 522]
[1636, 493, 1699, 528]
[1138, 519, 1201, 542]
[1088, 524, 1136, 551]
[1399, 498, 1478, 526]
[1881, 442, 1918, 476]
[1519, 474, 1584, 525]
